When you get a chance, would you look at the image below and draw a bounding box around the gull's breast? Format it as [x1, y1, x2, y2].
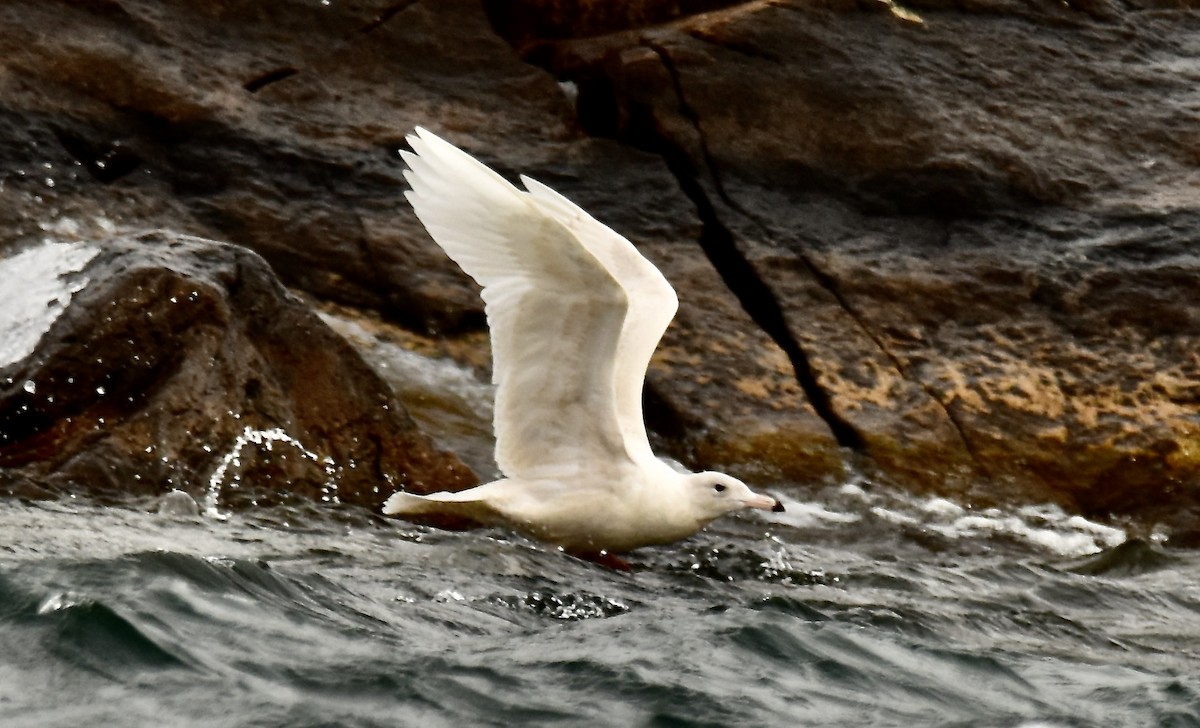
[496, 479, 699, 553]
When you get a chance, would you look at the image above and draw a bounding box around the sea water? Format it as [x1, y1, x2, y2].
[1, 484, 1197, 727]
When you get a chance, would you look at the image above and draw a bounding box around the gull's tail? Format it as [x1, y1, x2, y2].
[382, 489, 500, 530]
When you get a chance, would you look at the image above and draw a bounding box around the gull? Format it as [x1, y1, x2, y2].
[383, 128, 783, 565]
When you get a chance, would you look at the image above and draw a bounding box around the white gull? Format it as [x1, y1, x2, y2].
[382, 128, 783, 561]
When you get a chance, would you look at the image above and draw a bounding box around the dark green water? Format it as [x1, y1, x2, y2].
[1, 485, 1198, 727]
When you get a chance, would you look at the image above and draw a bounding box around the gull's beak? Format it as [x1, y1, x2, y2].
[744, 493, 784, 512]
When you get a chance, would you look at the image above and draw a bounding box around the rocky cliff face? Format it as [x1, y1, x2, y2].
[505, 0, 1200, 532]
[0, 0, 1196, 538]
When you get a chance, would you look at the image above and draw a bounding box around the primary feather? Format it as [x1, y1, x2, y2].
[400, 129, 670, 479]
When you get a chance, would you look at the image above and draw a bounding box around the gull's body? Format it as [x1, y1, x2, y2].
[383, 128, 782, 555]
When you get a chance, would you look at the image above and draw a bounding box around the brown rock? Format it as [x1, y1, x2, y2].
[0, 0, 565, 332]
[505, 0, 1200, 528]
[0, 231, 476, 508]
[0, 0, 833, 489]
[3, 0, 1198, 537]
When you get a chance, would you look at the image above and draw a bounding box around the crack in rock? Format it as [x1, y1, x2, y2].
[643, 38, 993, 471]
[243, 66, 300, 94]
[641, 41, 865, 452]
[800, 241, 990, 472]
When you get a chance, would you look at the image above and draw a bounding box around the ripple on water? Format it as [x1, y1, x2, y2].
[748, 594, 831, 622]
[1061, 538, 1179, 577]
[37, 593, 189, 676]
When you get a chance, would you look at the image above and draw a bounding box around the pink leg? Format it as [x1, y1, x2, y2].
[569, 550, 633, 572]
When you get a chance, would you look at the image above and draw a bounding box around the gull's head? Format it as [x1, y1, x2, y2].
[684, 471, 784, 523]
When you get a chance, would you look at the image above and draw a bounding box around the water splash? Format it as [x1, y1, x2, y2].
[433, 589, 466, 603]
[0, 240, 98, 368]
[204, 426, 339, 519]
[504, 591, 630, 621]
[759, 540, 794, 581]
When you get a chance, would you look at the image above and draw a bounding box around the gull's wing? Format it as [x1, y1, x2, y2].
[518, 176, 678, 466]
[401, 128, 633, 479]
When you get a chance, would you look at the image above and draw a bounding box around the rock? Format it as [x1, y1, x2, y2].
[1, 0, 1198, 537]
[499, 1, 1200, 528]
[0, 0, 836, 490]
[0, 231, 476, 509]
[0, 0, 560, 333]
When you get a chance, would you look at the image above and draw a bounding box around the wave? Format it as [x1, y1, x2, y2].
[0, 498, 1197, 726]
[769, 479, 1128, 557]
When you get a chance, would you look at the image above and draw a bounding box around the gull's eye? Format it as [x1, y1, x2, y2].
[713, 483, 727, 493]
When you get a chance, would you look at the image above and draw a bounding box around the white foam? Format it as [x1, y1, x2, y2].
[838, 482, 872, 500]
[773, 481, 1127, 557]
[770, 496, 862, 529]
[36, 591, 87, 615]
[915, 499, 1125, 556]
[871, 506, 922, 527]
[921, 497, 965, 517]
[319, 313, 494, 419]
[0, 241, 99, 368]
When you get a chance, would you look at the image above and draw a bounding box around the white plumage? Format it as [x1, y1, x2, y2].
[383, 128, 781, 558]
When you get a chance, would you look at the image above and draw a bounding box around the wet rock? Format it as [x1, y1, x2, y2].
[500, 1, 1200, 525]
[0, 0, 837, 489]
[1, 0, 1198, 535]
[0, 231, 476, 508]
[0, 0, 560, 333]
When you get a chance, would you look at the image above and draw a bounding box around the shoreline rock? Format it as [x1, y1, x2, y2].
[0, 0, 1197, 538]
[510, 0, 1200, 532]
[0, 231, 476, 508]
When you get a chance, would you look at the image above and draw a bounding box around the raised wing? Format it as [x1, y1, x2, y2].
[519, 175, 678, 466]
[401, 128, 633, 479]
